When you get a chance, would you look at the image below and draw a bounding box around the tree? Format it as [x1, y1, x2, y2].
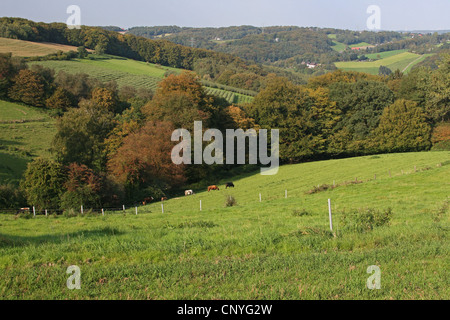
[46, 87, 75, 110]
[52, 101, 115, 171]
[77, 46, 88, 58]
[60, 163, 101, 210]
[21, 158, 65, 210]
[108, 121, 185, 194]
[90, 87, 119, 113]
[374, 99, 432, 152]
[378, 65, 392, 76]
[8, 69, 47, 106]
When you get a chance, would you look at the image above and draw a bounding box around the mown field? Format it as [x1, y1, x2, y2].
[0, 151, 448, 299]
[0, 100, 56, 184]
[335, 51, 433, 74]
[0, 37, 86, 57]
[29, 56, 254, 104]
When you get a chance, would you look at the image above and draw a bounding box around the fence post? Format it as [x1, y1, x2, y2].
[374, 174, 376, 180]
[81, 205, 83, 214]
[328, 199, 333, 232]
[33, 206, 35, 217]
[45, 209, 48, 217]
[135, 206, 138, 215]
[123, 205, 125, 211]
[200, 200, 202, 211]
[161, 203, 164, 214]
[102, 208, 104, 216]
[285, 190, 287, 199]
[259, 193, 261, 202]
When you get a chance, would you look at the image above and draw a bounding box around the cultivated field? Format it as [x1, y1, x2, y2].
[0, 100, 55, 183]
[1, 151, 448, 299]
[0, 37, 86, 57]
[29, 56, 254, 104]
[335, 52, 433, 74]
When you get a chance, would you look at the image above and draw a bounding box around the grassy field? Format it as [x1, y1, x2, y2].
[335, 52, 433, 74]
[0, 100, 56, 184]
[30, 56, 254, 104]
[0, 151, 448, 299]
[0, 37, 88, 57]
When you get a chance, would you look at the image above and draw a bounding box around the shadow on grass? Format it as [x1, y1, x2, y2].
[0, 227, 124, 248]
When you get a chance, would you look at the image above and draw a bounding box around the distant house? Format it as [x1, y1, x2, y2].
[214, 37, 222, 41]
[307, 62, 319, 69]
[351, 45, 375, 51]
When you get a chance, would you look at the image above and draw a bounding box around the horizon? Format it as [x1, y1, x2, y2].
[1, 0, 449, 31]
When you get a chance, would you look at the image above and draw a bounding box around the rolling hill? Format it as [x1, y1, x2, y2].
[335, 51, 433, 74]
[0, 37, 89, 57]
[0, 100, 56, 184]
[0, 151, 448, 299]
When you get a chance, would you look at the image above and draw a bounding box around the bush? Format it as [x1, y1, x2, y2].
[224, 195, 237, 207]
[340, 207, 393, 233]
[292, 209, 311, 217]
[0, 184, 26, 209]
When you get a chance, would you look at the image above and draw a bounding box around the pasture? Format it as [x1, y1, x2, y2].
[0, 100, 56, 183]
[0, 37, 84, 57]
[335, 52, 433, 74]
[0, 151, 448, 299]
[29, 56, 254, 104]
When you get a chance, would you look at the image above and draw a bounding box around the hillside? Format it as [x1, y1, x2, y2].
[0, 37, 86, 57]
[29, 55, 255, 104]
[335, 51, 433, 75]
[0, 100, 56, 184]
[1, 151, 449, 299]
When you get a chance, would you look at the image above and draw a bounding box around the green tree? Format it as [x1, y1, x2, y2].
[52, 101, 115, 171]
[21, 158, 65, 210]
[375, 99, 432, 152]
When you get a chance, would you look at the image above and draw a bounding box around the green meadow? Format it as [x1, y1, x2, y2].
[1, 151, 448, 299]
[335, 52, 432, 74]
[0, 100, 56, 184]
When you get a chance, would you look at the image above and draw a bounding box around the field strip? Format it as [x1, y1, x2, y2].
[402, 55, 424, 73]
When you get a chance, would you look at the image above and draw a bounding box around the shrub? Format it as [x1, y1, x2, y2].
[224, 195, 237, 207]
[292, 209, 311, 217]
[0, 184, 26, 209]
[340, 207, 393, 233]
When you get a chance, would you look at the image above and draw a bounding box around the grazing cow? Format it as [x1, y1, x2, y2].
[161, 197, 168, 201]
[185, 190, 194, 196]
[207, 185, 219, 192]
[142, 197, 154, 206]
[16, 207, 30, 215]
[225, 182, 235, 189]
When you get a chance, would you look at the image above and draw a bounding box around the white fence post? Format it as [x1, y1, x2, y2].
[45, 209, 48, 217]
[285, 190, 287, 198]
[161, 203, 164, 214]
[200, 200, 202, 211]
[102, 208, 104, 216]
[33, 206, 35, 217]
[123, 205, 125, 211]
[259, 193, 261, 202]
[81, 205, 83, 214]
[328, 199, 333, 232]
[135, 206, 138, 215]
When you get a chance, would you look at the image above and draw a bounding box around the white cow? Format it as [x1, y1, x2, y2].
[185, 190, 194, 196]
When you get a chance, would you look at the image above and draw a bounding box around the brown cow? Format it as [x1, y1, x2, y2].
[142, 197, 154, 206]
[207, 185, 219, 192]
[161, 197, 168, 201]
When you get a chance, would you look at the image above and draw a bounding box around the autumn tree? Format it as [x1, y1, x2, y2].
[60, 163, 101, 210]
[374, 99, 432, 152]
[8, 69, 47, 106]
[108, 121, 185, 200]
[46, 87, 75, 110]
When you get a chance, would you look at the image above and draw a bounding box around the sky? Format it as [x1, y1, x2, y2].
[1, 0, 449, 31]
